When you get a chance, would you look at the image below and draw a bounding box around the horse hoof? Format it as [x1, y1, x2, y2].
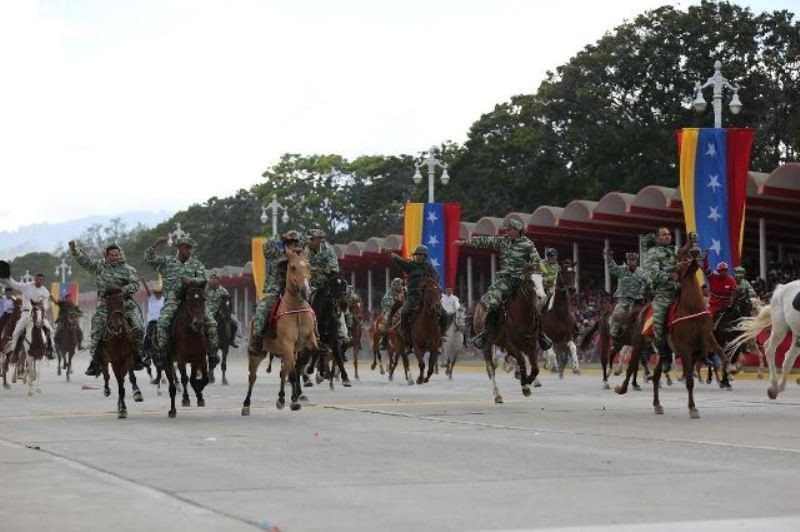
[613, 368, 622, 376]
[35, 388, 42, 394]
[654, 405, 664, 415]
[407, 379, 414, 386]
[388, 374, 394, 382]
[168, 410, 176, 418]
[522, 387, 531, 397]
[290, 402, 301, 411]
[276, 400, 285, 410]
[380, 367, 385, 375]
[27, 390, 34, 397]
[3, 383, 9, 390]
[304, 380, 313, 388]
[689, 408, 700, 419]
[416, 377, 424, 385]
[533, 378, 542, 388]
[133, 391, 143, 402]
[208, 375, 215, 384]
[157, 390, 162, 396]
[241, 406, 250, 416]
[614, 385, 627, 395]
[603, 382, 611, 390]
[633, 384, 642, 391]
[371, 363, 377, 370]
[767, 387, 778, 400]
[103, 389, 110, 398]
[66, 374, 70, 382]
[197, 398, 205, 407]
[57, 368, 61, 376]
[181, 399, 190, 407]
[494, 396, 504, 404]
[222, 378, 229, 386]
[118, 410, 127, 419]
[342, 380, 352, 388]
[298, 395, 309, 403]
[558, 373, 564, 380]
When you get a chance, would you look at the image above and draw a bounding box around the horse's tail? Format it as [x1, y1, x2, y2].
[579, 317, 601, 352]
[727, 304, 772, 357]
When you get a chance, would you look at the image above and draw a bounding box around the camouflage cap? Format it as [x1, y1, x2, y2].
[307, 229, 325, 239]
[412, 244, 429, 256]
[391, 277, 404, 288]
[502, 218, 524, 231]
[734, 266, 746, 274]
[281, 230, 301, 243]
[172, 235, 197, 248]
[546, 247, 558, 257]
[625, 253, 639, 260]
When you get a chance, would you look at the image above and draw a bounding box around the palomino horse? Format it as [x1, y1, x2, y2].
[655, 243, 728, 418]
[243, 250, 317, 414]
[409, 277, 443, 385]
[474, 264, 543, 403]
[348, 294, 364, 380]
[443, 306, 467, 380]
[212, 293, 235, 386]
[20, 303, 47, 396]
[581, 302, 647, 390]
[100, 288, 143, 418]
[55, 311, 80, 381]
[165, 284, 210, 418]
[729, 279, 800, 400]
[370, 296, 404, 376]
[542, 261, 578, 379]
[307, 272, 351, 389]
[1, 298, 21, 389]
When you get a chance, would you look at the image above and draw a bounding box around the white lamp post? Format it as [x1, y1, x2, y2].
[20, 270, 34, 283]
[412, 146, 451, 203]
[692, 60, 743, 128]
[260, 194, 289, 237]
[166, 222, 188, 247]
[54, 257, 72, 284]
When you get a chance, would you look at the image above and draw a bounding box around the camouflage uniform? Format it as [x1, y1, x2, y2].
[381, 278, 405, 330]
[144, 241, 217, 356]
[307, 230, 340, 290]
[71, 246, 143, 364]
[205, 284, 230, 317]
[540, 258, 559, 297]
[252, 234, 289, 338]
[643, 235, 676, 346]
[392, 247, 447, 342]
[607, 253, 649, 338]
[733, 267, 757, 300]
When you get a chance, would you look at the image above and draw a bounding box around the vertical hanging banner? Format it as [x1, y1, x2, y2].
[50, 282, 79, 321]
[251, 237, 267, 300]
[403, 202, 462, 289]
[677, 128, 754, 268]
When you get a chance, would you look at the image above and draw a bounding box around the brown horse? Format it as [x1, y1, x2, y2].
[542, 261, 578, 379]
[21, 303, 47, 396]
[100, 288, 142, 418]
[242, 251, 317, 414]
[581, 302, 648, 390]
[473, 264, 542, 403]
[1, 298, 21, 389]
[55, 312, 80, 381]
[165, 284, 209, 418]
[369, 315, 388, 375]
[409, 277, 443, 384]
[348, 295, 364, 380]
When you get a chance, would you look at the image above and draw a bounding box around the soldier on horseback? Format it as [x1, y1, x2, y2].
[733, 266, 757, 300]
[540, 247, 559, 297]
[250, 230, 303, 354]
[384, 245, 447, 349]
[69, 241, 144, 377]
[603, 250, 649, 344]
[307, 228, 349, 343]
[1, 272, 56, 360]
[455, 218, 552, 350]
[702, 258, 738, 320]
[51, 292, 84, 351]
[643, 227, 677, 350]
[378, 277, 405, 348]
[144, 234, 218, 366]
[206, 273, 238, 348]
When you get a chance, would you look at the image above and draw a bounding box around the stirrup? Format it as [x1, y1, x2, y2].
[472, 332, 488, 349]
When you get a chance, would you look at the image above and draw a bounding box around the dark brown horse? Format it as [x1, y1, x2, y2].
[581, 302, 648, 390]
[100, 288, 142, 418]
[212, 293, 234, 386]
[55, 311, 80, 382]
[348, 294, 364, 380]
[386, 318, 414, 385]
[1, 298, 21, 389]
[542, 261, 578, 379]
[474, 264, 543, 403]
[369, 315, 388, 375]
[165, 284, 209, 418]
[410, 277, 443, 384]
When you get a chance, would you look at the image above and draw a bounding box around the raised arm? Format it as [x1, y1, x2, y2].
[144, 236, 169, 273]
[69, 241, 103, 276]
[458, 235, 502, 252]
[140, 277, 152, 298]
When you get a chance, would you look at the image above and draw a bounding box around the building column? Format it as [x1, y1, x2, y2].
[367, 269, 373, 313]
[467, 256, 474, 309]
[233, 286, 239, 320]
[385, 267, 390, 292]
[675, 228, 682, 249]
[778, 243, 785, 264]
[490, 254, 497, 282]
[350, 270, 356, 290]
[603, 238, 611, 293]
[243, 286, 250, 328]
[759, 217, 767, 280]
[573, 242, 580, 293]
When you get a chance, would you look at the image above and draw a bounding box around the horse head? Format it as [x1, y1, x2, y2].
[286, 250, 311, 302]
[31, 302, 44, 328]
[557, 260, 577, 293]
[218, 294, 232, 321]
[327, 272, 349, 310]
[523, 263, 546, 306]
[183, 285, 207, 332]
[420, 277, 441, 308]
[732, 286, 753, 317]
[673, 241, 701, 283]
[349, 294, 364, 318]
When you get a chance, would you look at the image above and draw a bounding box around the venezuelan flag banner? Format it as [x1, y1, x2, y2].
[403, 202, 462, 289]
[677, 128, 754, 268]
[50, 282, 79, 320]
[251, 237, 267, 300]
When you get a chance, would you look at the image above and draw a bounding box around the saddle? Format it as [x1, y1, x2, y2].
[641, 300, 698, 337]
[268, 294, 283, 328]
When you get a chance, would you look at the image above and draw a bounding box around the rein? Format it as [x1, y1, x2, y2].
[671, 309, 711, 326]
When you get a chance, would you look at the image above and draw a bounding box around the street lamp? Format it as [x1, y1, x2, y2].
[166, 222, 188, 247]
[260, 194, 289, 237]
[412, 146, 451, 203]
[54, 256, 72, 284]
[692, 60, 743, 128]
[20, 270, 34, 283]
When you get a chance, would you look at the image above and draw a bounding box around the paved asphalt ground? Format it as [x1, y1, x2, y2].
[2, 351, 800, 532]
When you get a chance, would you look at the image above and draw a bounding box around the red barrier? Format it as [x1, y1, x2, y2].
[739, 329, 800, 368]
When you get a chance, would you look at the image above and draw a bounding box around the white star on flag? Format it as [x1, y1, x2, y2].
[426, 211, 438, 223]
[710, 239, 722, 255]
[707, 175, 721, 192]
[705, 143, 716, 157]
[427, 235, 439, 247]
[430, 258, 440, 268]
[708, 206, 721, 222]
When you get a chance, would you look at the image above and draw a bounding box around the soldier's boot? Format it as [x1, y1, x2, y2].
[85, 345, 102, 377]
[401, 316, 413, 353]
[538, 330, 553, 351]
[133, 334, 145, 371]
[77, 328, 85, 351]
[44, 329, 55, 360]
[472, 306, 497, 350]
[229, 321, 239, 348]
[248, 332, 264, 356]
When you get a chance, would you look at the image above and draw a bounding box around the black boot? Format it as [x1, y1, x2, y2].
[45, 333, 55, 360]
[208, 350, 221, 369]
[472, 309, 497, 349]
[538, 330, 553, 351]
[133, 346, 145, 371]
[85, 348, 101, 377]
[248, 332, 265, 356]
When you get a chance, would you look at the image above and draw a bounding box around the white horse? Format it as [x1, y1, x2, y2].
[729, 281, 800, 399]
[443, 306, 467, 379]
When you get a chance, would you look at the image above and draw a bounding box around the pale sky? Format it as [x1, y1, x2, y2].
[0, 0, 790, 231]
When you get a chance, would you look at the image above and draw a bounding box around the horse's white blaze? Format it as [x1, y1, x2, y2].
[530, 273, 546, 309]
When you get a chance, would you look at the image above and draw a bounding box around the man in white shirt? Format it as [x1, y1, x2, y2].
[141, 279, 165, 372]
[441, 287, 461, 316]
[2, 273, 55, 358]
[0, 286, 15, 332]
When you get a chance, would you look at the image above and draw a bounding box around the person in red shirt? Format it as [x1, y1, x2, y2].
[703, 258, 738, 319]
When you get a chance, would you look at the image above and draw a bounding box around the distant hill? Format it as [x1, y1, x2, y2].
[0, 211, 171, 259]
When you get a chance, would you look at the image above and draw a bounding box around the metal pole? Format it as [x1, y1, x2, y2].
[428, 162, 435, 204]
[385, 267, 390, 292]
[759, 217, 767, 280]
[466, 256, 474, 308]
[271, 194, 278, 237]
[367, 269, 373, 312]
[350, 271, 356, 290]
[603, 238, 611, 293]
[490, 254, 496, 282]
[778, 243, 785, 264]
[573, 242, 580, 293]
[674, 228, 682, 250]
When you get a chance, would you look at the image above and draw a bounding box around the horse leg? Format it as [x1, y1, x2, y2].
[777, 341, 800, 394]
[165, 359, 178, 417]
[352, 342, 359, 381]
[221, 345, 229, 386]
[415, 347, 426, 385]
[189, 363, 204, 407]
[101, 358, 111, 398]
[266, 353, 274, 374]
[332, 343, 351, 387]
[277, 368, 287, 410]
[178, 364, 190, 407]
[66, 350, 73, 381]
[57, 348, 62, 376]
[1, 351, 9, 389]
[129, 368, 143, 402]
[651, 350, 664, 415]
[116, 365, 127, 419]
[241, 354, 261, 416]
[289, 363, 302, 411]
[682, 351, 699, 418]
[513, 351, 531, 397]
[402, 351, 413, 386]
[483, 347, 503, 404]
[615, 337, 643, 395]
[425, 349, 440, 384]
[25, 358, 33, 396]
